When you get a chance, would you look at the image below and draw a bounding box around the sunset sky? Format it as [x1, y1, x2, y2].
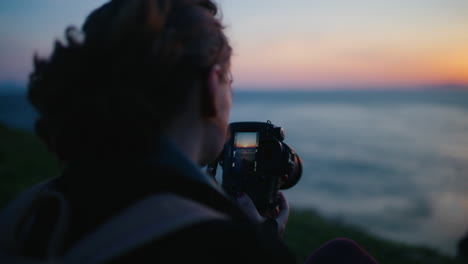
[1, 0, 467, 90]
[235, 132, 258, 148]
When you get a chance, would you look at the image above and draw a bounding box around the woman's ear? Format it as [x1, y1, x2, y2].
[201, 64, 222, 118]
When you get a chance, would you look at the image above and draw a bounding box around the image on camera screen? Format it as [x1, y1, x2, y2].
[232, 132, 258, 173]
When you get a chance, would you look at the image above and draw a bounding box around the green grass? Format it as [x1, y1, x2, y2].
[0, 123, 464, 264]
[285, 210, 463, 264]
[0, 123, 61, 207]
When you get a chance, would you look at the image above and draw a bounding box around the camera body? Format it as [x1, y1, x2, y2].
[211, 121, 302, 213]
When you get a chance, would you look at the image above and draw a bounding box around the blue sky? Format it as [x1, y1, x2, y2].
[1, 0, 467, 90]
[0, 0, 105, 87]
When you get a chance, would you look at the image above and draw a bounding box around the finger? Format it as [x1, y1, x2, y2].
[237, 193, 254, 209]
[275, 192, 290, 236]
[264, 207, 280, 218]
[236, 193, 264, 223]
[277, 191, 290, 218]
[206, 167, 216, 177]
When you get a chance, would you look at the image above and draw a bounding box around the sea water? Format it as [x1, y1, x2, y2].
[1, 89, 468, 256]
[228, 90, 468, 256]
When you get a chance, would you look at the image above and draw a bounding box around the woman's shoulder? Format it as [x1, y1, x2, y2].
[115, 217, 298, 264]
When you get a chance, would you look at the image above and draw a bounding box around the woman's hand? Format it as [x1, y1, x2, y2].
[236, 191, 290, 237]
[236, 192, 265, 223]
[272, 191, 289, 237]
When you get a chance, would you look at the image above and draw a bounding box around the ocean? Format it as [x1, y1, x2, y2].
[1, 89, 468, 256]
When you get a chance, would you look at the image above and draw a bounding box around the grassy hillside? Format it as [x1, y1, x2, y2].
[286, 210, 463, 263]
[0, 123, 464, 264]
[0, 123, 61, 207]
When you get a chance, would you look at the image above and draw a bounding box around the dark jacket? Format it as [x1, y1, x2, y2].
[21, 138, 298, 263]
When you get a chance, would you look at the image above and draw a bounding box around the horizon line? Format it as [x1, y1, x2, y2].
[0, 81, 467, 93]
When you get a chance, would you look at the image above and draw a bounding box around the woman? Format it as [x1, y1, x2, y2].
[0, 0, 378, 263]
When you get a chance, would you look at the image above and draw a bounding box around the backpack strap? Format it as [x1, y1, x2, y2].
[0, 178, 67, 264]
[0, 179, 56, 253]
[64, 192, 230, 264]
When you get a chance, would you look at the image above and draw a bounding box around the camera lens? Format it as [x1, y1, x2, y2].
[280, 144, 302, 190]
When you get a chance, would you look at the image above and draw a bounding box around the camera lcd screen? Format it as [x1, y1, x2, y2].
[232, 132, 258, 173]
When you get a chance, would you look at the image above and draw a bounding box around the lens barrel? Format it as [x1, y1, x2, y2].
[280, 144, 302, 190]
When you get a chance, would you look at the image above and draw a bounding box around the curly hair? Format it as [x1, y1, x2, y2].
[28, 0, 232, 162]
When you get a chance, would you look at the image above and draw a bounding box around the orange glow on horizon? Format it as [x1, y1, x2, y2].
[235, 132, 258, 148]
[230, 30, 468, 89]
[236, 143, 257, 148]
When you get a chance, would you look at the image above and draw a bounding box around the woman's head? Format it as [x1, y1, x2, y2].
[28, 0, 232, 162]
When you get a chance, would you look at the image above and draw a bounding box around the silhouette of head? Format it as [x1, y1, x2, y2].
[28, 0, 232, 163]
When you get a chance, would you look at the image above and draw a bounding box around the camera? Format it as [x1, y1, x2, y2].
[208, 120, 302, 213]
